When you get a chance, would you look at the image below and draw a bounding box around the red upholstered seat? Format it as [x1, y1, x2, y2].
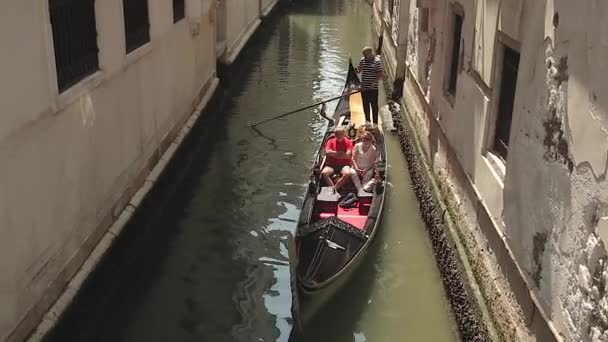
[336, 205, 367, 229]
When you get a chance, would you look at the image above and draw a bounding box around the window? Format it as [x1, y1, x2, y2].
[492, 45, 520, 161]
[123, 0, 150, 53]
[173, 0, 185, 23]
[446, 11, 463, 95]
[49, 0, 99, 92]
[419, 8, 430, 34]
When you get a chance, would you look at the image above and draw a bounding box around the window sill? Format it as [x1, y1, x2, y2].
[56, 70, 105, 112]
[124, 42, 153, 70]
[484, 151, 506, 184]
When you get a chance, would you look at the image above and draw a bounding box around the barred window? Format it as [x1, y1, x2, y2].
[173, 0, 185, 23]
[123, 0, 150, 53]
[49, 0, 99, 92]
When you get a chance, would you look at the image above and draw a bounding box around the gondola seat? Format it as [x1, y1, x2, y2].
[316, 186, 340, 215]
[357, 189, 373, 203]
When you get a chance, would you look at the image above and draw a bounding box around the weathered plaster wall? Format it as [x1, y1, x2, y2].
[0, 0, 216, 339]
[405, 2, 420, 86]
[374, 0, 410, 101]
[471, 0, 498, 85]
[504, 0, 608, 340]
[376, 0, 608, 340]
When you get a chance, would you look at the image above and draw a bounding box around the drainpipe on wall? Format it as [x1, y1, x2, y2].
[391, 0, 411, 101]
[187, 0, 203, 37]
[214, 0, 227, 60]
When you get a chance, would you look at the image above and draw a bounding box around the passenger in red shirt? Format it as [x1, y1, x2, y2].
[322, 126, 354, 191]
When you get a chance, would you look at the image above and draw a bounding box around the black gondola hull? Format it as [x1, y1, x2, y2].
[290, 59, 387, 328]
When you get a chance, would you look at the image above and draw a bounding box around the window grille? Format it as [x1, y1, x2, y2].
[123, 0, 150, 53]
[49, 0, 99, 92]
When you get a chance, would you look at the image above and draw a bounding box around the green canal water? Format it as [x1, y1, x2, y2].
[45, 1, 458, 341]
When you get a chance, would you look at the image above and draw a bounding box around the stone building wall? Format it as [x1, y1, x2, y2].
[372, 0, 608, 340]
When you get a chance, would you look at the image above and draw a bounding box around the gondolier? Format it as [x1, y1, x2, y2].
[356, 46, 384, 127]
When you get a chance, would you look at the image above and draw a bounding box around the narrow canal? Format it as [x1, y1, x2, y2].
[45, 1, 458, 341]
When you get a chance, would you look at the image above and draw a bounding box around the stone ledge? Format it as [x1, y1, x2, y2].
[260, 0, 279, 18]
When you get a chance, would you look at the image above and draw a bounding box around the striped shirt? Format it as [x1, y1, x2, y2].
[358, 56, 383, 90]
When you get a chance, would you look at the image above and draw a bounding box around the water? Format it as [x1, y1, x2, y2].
[46, 1, 458, 341]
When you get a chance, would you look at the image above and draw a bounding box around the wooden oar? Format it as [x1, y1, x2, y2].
[249, 90, 361, 127]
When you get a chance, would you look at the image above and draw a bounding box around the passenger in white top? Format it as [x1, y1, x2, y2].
[349, 131, 377, 193]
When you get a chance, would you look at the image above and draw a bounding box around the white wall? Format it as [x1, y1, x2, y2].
[224, 0, 260, 60]
[381, 0, 608, 340]
[503, 1, 608, 340]
[0, 0, 216, 339]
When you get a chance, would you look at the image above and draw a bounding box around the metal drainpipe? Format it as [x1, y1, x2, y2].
[392, 0, 411, 101]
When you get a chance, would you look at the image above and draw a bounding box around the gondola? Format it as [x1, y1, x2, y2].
[290, 59, 387, 328]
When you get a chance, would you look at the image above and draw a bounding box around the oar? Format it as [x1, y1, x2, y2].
[249, 90, 361, 127]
